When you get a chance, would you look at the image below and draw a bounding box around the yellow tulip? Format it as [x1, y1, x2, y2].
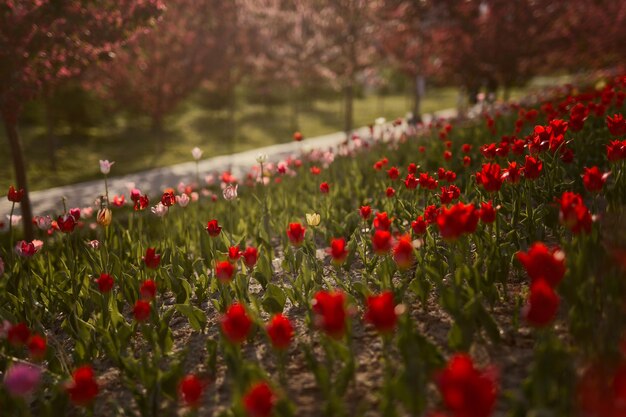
[97, 208, 112, 227]
[306, 213, 321, 227]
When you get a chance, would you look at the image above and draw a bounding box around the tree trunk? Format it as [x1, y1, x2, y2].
[343, 81, 354, 137]
[4, 117, 34, 241]
[412, 74, 425, 123]
[45, 99, 58, 172]
[151, 114, 163, 132]
[456, 86, 468, 121]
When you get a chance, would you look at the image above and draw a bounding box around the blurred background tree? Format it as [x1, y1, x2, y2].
[2, 0, 625, 231]
[0, 0, 164, 240]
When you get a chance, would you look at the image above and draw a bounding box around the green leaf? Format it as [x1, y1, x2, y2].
[262, 283, 286, 314]
[174, 304, 207, 331]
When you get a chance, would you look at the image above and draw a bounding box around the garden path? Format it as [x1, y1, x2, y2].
[1, 108, 456, 217]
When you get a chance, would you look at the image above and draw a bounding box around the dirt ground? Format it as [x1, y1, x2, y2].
[82, 260, 540, 417]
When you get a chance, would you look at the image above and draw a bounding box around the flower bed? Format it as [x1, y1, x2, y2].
[1, 75, 626, 417]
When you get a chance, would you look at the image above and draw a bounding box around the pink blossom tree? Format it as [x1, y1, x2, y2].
[89, 0, 236, 133]
[1, 0, 164, 239]
[376, 0, 441, 121]
[315, 0, 380, 135]
[243, 0, 331, 130]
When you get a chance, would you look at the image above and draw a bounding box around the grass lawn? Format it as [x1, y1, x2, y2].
[0, 76, 558, 192]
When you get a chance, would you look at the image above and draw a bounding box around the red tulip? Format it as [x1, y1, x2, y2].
[560, 147, 574, 164]
[516, 242, 565, 287]
[286, 223, 306, 246]
[440, 185, 460, 204]
[424, 205, 440, 224]
[69, 207, 81, 221]
[480, 143, 497, 159]
[27, 334, 47, 360]
[216, 261, 235, 283]
[140, 279, 157, 300]
[7, 185, 24, 203]
[557, 191, 592, 234]
[386, 186, 396, 198]
[419, 172, 438, 190]
[328, 238, 349, 265]
[364, 291, 398, 333]
[66, 366, 99, 406]
[206, 219, 222, 237]
[607, 113, 626, 137]
[178, 374, 205, 408]
[404, 173, 419, 189]
[143, 248, 161, 269]
[408, 162, 417, 174]
[523, 155, 543, 180]
[437, 354, 498, 417]
[96, 273, 114, 293]
[577, 362, 626, 417]
[607, 140, 626, 162]
[112, 194, 125, 207]
[372, 230, 393, 255]
[133, 300, 151, 322]
[502, 161, 521, 184]
[475, 163, 503, 193]
[479, 201, 496, 224]
[463, 156, 471, 167]
[411, 215, 427, 235]
[293, 131, 303, 141]
[523, 279, 559, 327]
[243, 247, 259, 269]
[392, 235, 415, 270]
[57, 214, 77, 233]
[359, 205, 372, 220]
[320, 182, 330, 194]
[243, 381, 276, 417]
[387, 166, 400, 180]
[8, 323, 30, 346]
[221, 303, 252, 344]
[266, 313, 294, 350]
[436, 202, 479, 240]
[312, 290, 347, 338]
[511, 139, 526, 155]
[228, 245, 242, 261]
[582, 166, 610, 193]
[15, 240, 43, 257]
[134, 194, 149, 211]
[373, 212, 392, 231]
[161, 190, 176, 207]
[568, 103, 588, 132]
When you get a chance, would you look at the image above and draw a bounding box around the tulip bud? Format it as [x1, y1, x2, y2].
[176, 193, 190, 208]
[96, 208, 112, 227]
[306, 213, 321, 227]
[99, 160, 114, 175]
[223, 184, 238, 201]
[191, 147, 203, 161]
